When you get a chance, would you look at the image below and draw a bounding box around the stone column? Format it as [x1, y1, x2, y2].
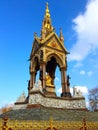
[39, 62, 46, 89]
[30, 71, 35, 89]
[42, 63, 46, 89]
[51, 73, 55, 85]
[60, 67, 67, 93]
[60, 68, 72, 97]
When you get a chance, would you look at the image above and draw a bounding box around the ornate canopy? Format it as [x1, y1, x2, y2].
[28, 3, 71, 97]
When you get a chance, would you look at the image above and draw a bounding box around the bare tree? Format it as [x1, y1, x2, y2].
[0, 105, 13, 114]
[88, 87, 98, 111]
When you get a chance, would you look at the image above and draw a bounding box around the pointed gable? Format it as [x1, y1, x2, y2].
[30, 2, 69, 60]
[30, 38, 40, 59]
[41, 32, 69, 54]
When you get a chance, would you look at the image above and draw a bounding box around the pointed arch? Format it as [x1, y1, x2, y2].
[31, 56, 40, 72]
[46, 53, 63, 68]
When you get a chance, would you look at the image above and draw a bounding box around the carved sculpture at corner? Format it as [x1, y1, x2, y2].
[16, 92, 26, 102]
[31, 79, 43, 93]
[73, 87, 83, 97]
[46, 73, 53, 86]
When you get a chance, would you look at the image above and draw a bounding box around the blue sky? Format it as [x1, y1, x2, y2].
[0, 0, 98, 107]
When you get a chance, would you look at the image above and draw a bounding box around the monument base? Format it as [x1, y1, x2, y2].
[13, 91, 86, 110]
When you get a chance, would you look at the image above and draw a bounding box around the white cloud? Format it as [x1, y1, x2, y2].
[74, 62, 83, 68]
[80, 70, 86, 75]
[68, 0, 98, 61]
[79, 70, 93, 76]
[73, 86, 88, 95]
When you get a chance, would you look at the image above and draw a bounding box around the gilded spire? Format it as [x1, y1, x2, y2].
[41, 2, 54, 40]
[44, 2, 50, 19]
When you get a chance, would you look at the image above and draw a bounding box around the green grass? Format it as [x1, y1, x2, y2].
[0, 108, 98, 122]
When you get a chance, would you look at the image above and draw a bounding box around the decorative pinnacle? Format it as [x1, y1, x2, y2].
[45, 2, 50, 19]
[41, 2, 54, 39]
[60, 28, 64, 43]
[60, 28, 63, 36]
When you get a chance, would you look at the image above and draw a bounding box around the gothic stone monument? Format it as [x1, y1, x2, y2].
[14, 3, 86, 110]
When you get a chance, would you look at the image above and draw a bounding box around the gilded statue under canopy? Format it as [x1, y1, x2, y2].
[46, 73, 53, 86]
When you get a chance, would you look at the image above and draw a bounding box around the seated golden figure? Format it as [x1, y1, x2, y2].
[46, 73, 53, 86]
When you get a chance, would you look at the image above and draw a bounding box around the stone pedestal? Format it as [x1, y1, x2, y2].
[28, 91, 86, 109]
[45, 85, 56, 97]
[13, 86, 87, 110]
